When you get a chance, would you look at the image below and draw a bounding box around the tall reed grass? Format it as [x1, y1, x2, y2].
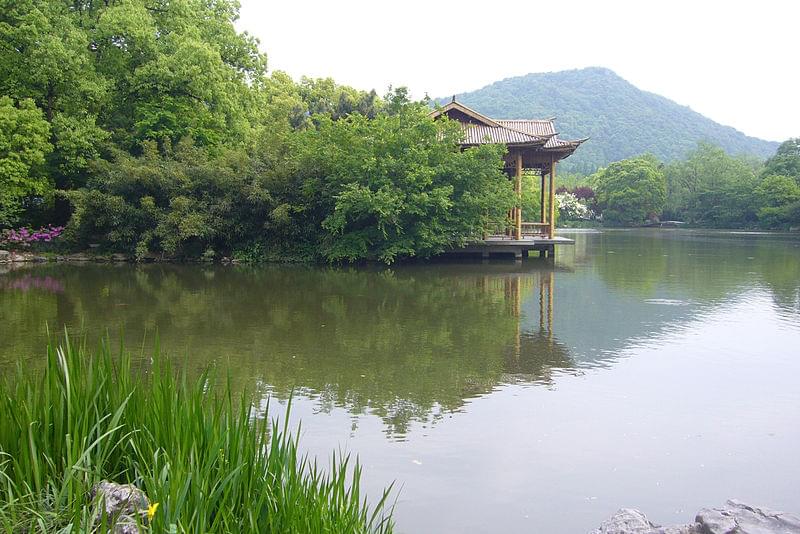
[0, 336, 393, 533]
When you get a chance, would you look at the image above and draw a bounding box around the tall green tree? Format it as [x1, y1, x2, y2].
[593, 155, 665, 225]
[0, 0, 108, 193]
[298, 76, 381, 121]
[762, 138, 800, 182]
[299, 101, 514, 262]
[664, 142, 760, 226]
[0, 97, 52, 227]
[1, 0, 267, 188]
[85, 0, 267, 150]
[754, 174, 800, 228]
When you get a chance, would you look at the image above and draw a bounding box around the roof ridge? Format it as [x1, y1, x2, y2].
[430, 100, 502, 128]
[497, 118, 554, 123]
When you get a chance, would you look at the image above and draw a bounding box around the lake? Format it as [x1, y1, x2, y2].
[1, 229, 799, 533]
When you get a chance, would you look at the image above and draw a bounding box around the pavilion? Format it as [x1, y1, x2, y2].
[430, 99, 587, 243]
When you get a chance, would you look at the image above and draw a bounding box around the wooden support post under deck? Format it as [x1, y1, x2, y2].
[549, 157, 556, 239]
[515, 152, 523, 240]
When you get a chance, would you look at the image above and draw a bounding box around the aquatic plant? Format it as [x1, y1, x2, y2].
[0, 337, 394, 533]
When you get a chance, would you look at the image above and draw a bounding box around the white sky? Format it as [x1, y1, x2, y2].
[237, 0, 799, 142]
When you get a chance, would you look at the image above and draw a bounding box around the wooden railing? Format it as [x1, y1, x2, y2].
[521, 222, 550, 237]
[484, 221, 552, 239]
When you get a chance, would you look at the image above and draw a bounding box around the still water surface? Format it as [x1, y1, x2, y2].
[1, 229, 799, 532]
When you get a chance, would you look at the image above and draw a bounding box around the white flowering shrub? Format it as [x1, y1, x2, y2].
[556, 192, 591, 220]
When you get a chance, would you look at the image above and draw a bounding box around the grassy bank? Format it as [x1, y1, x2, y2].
[0, 337, 393, 533]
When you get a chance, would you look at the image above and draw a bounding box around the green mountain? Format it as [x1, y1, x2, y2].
[440, 67, 779, 174]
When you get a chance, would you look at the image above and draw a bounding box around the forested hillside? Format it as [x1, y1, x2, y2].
[442, 67, 779, 173]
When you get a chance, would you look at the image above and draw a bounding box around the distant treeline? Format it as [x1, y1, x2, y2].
[554, 140, 800, 228]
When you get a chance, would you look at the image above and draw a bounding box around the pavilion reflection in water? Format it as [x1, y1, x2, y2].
[278, 265, 575, 438]
[478, 266, 572, 385]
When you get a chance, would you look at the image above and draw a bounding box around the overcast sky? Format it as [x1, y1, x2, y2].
[237, 0, 798, 142]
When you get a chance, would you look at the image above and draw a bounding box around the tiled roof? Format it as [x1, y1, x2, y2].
[544, 136, 584, 149]
[497, 119, 556, 137]
[460, 124, 546, 145]
[431, 100, 587, 153]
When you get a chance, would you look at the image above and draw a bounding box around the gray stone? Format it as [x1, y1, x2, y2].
[137, 252, 159, 262]
[111, 253, 130, 262]
[591, 501, 800, 534]
[696, 500, 800, 534]
[67, 252, 91, 262]
[590, 509, 660, 534]
[658, 526, 702, 534]
[11, 251, 33, 262]
[0, 250, 9, 262]
[89, 480, 150, 534]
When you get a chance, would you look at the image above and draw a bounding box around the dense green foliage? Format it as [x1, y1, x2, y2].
[664, 143, 760, 228]
[663, 140, 800, 228]
[755, 175, 800, 228]
[0, 337, 394, 532]
[61, 101, 512, 262]
[663, 142, 761, 227]
[0, 0, 513, 262]
[572, 140, 800, 229]
[443, 67, 778, 174]
[594, 156, 665, 225]
[0, 0, 264, 181]
[305, 109, 512, 262]
[763, 138, 800, 178]
[0, 97, 51, 226]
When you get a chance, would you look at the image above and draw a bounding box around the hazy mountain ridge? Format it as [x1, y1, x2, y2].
[439, 67, 779, 173]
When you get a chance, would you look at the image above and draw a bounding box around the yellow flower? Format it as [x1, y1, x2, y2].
[147, 502, 159, 521]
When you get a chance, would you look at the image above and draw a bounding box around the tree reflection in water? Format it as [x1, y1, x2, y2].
[1, 229, 799, 438]
[0, 262, 574, 438]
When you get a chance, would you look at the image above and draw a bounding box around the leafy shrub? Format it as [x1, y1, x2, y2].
[292, 102, 514, 263]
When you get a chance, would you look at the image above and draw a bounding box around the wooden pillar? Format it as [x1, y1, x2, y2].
[515, 152, 523, 240]
[540, 171, 546, 224]
[549, 157, 556, 239]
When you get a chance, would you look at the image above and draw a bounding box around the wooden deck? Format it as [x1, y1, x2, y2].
[445, 235, 574, 260]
